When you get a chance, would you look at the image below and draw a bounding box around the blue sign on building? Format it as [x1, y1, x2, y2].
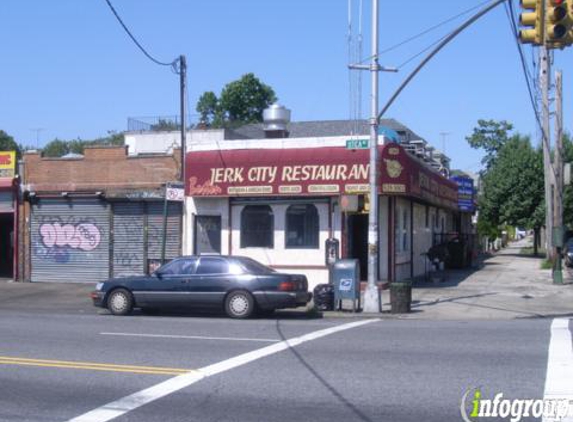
[450, 175, 475, 212]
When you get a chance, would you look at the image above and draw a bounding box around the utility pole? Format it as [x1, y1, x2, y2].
[540, 46, 554, 260]
[553, 70, 563, 284]
[348, 0, 397, 313]
[363, 0, 381, 313]
[179, 54, 188, 256]
[179, 54, 187, 183]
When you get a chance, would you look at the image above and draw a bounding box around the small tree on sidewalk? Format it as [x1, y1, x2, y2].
[468, 120, 545, 255]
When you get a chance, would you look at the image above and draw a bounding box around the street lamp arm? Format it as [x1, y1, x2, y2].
[377, 0, 508, 122]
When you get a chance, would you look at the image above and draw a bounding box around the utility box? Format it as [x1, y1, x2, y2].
[332, 259, 360, 312]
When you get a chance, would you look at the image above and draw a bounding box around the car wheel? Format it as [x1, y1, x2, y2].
[225, 290, 254, 319]
[107, 288, 134, 316]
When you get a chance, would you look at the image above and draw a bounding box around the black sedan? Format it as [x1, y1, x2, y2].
[91, 255, 311, 318]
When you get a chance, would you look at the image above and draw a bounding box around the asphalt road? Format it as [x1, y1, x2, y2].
[0, 293, 566, 422]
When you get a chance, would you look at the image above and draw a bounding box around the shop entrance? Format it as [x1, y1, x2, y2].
[0, 213, 14, 278]
[347, 213, 368, 280]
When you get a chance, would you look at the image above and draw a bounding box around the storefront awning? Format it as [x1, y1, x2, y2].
[0, 178, 14, 189]
[185, 144, 458, 210]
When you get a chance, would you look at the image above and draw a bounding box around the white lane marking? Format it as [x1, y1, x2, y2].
[543, 318, 573, 422]
[69, 319, 379, 422]
[101, 332, 280, 343]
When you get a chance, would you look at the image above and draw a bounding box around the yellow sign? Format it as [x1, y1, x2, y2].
[0, 151, 15, 178]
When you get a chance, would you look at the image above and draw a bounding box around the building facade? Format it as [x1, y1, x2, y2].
[20, 146, 182, 283]
[0, 151, 18, 280]
[181, 118, 464, 291]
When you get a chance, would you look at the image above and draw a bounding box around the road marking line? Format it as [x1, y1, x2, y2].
[543, 318, 573, 422]
[100, 332, 280, 343]
[0, 356, 194, 376]
[68, 319, 379, 422]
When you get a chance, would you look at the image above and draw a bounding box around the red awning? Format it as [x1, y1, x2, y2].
[185, 144, 458, 209]
[0, 178, 14, 189]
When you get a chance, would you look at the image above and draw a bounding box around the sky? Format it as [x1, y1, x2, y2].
[1, 0, 572, 174]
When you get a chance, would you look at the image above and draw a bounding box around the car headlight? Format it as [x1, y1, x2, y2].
[95, 282, 104, 291]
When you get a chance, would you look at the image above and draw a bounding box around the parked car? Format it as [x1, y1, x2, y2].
[91, 255, 311, 318]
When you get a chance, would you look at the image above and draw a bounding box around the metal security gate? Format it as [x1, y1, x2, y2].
[0, 191, 13, 213]
[30, 199, 110, 283]
[147, 202, 182, 272]
[112, 202, 145, 277]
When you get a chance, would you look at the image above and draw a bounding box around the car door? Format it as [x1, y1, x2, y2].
[187, 257, 233, 306]
[146, 258, 197, 307]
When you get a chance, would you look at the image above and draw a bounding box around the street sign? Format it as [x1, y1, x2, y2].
[346, 139, 369, 149]
[166, 182, 184, 202]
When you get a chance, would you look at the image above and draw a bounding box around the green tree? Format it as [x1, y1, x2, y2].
[465, 119, 514, 169]
[41, 131, 125, 157]
[468, 120, 545, 254]
[42, 139, 71, 157]
[0, 130, 20, 156]
[196, 73, 277, 128]
[196, 91, 220, 126]
[151, 119, 179, 132]
[562, 133, 573, 228]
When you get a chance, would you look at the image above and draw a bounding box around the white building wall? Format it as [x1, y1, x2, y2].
[230, 202, 330, 291]
[395, 197, 412, 281]
[412, 203, 432, 279]
[184, 197, 229, 255]
[125, 131, 181, 156]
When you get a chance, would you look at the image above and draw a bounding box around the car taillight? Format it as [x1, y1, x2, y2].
[278, 281, 297, 291]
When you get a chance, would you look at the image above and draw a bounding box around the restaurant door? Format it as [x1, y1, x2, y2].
[347, 213, 368, 280]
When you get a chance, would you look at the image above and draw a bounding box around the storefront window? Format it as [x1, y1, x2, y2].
[395, 205, 410, 253]
[240, 205, 274, 248]
[285, 204, 319, 249]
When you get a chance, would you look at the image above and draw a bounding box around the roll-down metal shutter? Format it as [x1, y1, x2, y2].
[147, 202, 182, 263]
[112, 202, 145, 277]
[0, 191, 13, 213]
[30, 199, 110, 283]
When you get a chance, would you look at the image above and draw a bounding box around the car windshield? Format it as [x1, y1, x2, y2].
[237, 257, 276, 274]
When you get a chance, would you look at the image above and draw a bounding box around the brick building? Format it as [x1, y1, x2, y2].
[0, 151, 18, 280]
[20, 145, 182, 283]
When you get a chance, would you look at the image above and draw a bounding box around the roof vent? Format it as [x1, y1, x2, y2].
[263, 104, 291, 138]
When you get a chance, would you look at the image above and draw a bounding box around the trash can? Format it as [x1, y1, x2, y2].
[390, 281, 412, 314]
[313, 284, 334, 311]
[332, 259, 360, 311]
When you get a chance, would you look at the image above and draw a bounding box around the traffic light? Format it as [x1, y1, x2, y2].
[519, 0, 544, 45]
[545, 0, 573, 47]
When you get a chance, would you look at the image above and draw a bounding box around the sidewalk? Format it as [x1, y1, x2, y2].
[1, 237, 572, 320]
[324, 237, 573, 320]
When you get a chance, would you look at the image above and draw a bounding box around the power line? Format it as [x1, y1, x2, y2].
[102, 0, 177, 69]
[396, 32, 450, 69]
[381, 0, 492, 56]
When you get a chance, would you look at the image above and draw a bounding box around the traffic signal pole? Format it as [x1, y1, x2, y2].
[540, 45, 555, 261]
[553, 70, 564, 283]
[363, 0, 381, 313]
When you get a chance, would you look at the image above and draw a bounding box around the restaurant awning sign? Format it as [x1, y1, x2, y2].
[186, 144, 459, 210]
[0, 151, 16, 178]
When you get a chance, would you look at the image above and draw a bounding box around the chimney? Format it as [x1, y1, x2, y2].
[263, 104, 291, 138]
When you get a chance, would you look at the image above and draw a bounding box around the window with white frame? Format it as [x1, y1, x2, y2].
[240, 205, 274, 248]
[285, 204, 319, 249]
[395, 204, 410, 253]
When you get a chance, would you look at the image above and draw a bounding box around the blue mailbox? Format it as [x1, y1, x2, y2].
[332, 259, 361, 311]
